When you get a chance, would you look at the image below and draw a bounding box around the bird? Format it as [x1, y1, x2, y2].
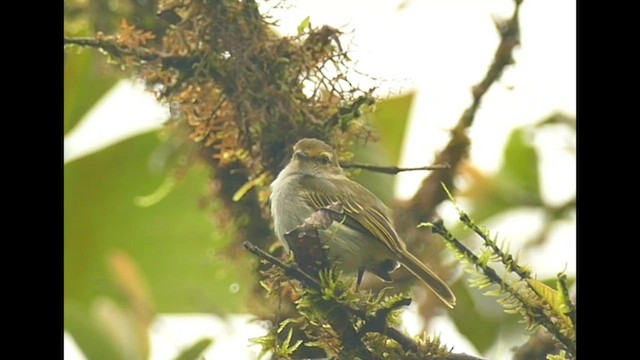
[270, 138, 456, 308]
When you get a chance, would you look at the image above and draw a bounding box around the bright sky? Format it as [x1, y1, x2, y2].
[64, 0, 575, 358]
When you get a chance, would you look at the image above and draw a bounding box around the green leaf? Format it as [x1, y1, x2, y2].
[369, 93, 414, 164]
[297, 16, 311, 35]
[526, 278, 572, 317]
[65, 253, 154, 360]
[462, 127, 543, 223]
[250, 333, 277, 360]
[498, 128, 541, 204]
[351, 93, 415, 203]
[277, 328, 303, 356]
[174, 338, 214, 360]
[64, 131, 253, 313]
[64, 49, 119, 135]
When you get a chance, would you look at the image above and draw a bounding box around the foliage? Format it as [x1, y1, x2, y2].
[64, 132, 254, 359]
[250, 263, 455, 360]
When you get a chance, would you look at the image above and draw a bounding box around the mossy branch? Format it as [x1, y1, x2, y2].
[245, 241, 406, 357]
[245, 206, 485, 360]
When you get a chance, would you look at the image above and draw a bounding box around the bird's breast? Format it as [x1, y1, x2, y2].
[270, 174, 315, 246]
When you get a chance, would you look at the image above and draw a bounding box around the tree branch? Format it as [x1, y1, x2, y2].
[428, 220, 576, 355]
[245, 240, 485, 360]
[63, 36, 202, 74]
[407, 0, 523, 220]
[243, 241, 322, 291]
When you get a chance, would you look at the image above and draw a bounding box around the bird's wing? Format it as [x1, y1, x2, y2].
[302, 176, 406, 255]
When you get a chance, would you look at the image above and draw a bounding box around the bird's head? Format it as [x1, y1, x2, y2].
[286, 138, 343, 178]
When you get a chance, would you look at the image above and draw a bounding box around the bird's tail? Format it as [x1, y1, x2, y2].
[400, 251, 456, 308]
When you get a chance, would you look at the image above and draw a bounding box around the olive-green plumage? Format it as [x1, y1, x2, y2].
[270, 138, 456, 308]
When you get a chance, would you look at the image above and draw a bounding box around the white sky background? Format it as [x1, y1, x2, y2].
[64, 0, 575, 358]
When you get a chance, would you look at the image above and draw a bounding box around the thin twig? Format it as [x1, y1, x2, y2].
[64, 36, 203, 74]
[243, 241, 322, 290]
[340, 162, 450, 174]
[64, 37, 102, 47]
[64, 36, 148, 59]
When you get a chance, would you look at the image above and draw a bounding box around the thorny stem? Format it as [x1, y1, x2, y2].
[458, 208, 577, 341]
[459, 212, 531, 280]
[428, 220, 576, 356]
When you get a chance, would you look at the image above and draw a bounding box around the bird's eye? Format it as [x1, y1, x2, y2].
[320, 155, 331, 165]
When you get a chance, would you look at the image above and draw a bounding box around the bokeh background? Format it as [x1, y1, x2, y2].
[64, 0, 575, 359]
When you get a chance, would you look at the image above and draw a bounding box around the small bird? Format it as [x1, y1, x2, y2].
[270, 138, 456, 308]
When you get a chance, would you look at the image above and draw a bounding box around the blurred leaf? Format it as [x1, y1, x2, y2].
[462, 127, 542, 222]
[108, 250, 155, 325]
[535, 112, 576, 130]
[64, 131, 253, 313]
[449, 281, 501, 354]
[174, 338, 214, 360]
[498, 128, 540, 203]
[370, 93, 414, 164]
[64, 49, 119, 134]
[65, 302, 122, 360]
[233, 172, 270, 202]
[66, 295, 150, 360]
[134, 175, 177, 207]
[351, 93, 414, 203]
[92, 297, 148, 360]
